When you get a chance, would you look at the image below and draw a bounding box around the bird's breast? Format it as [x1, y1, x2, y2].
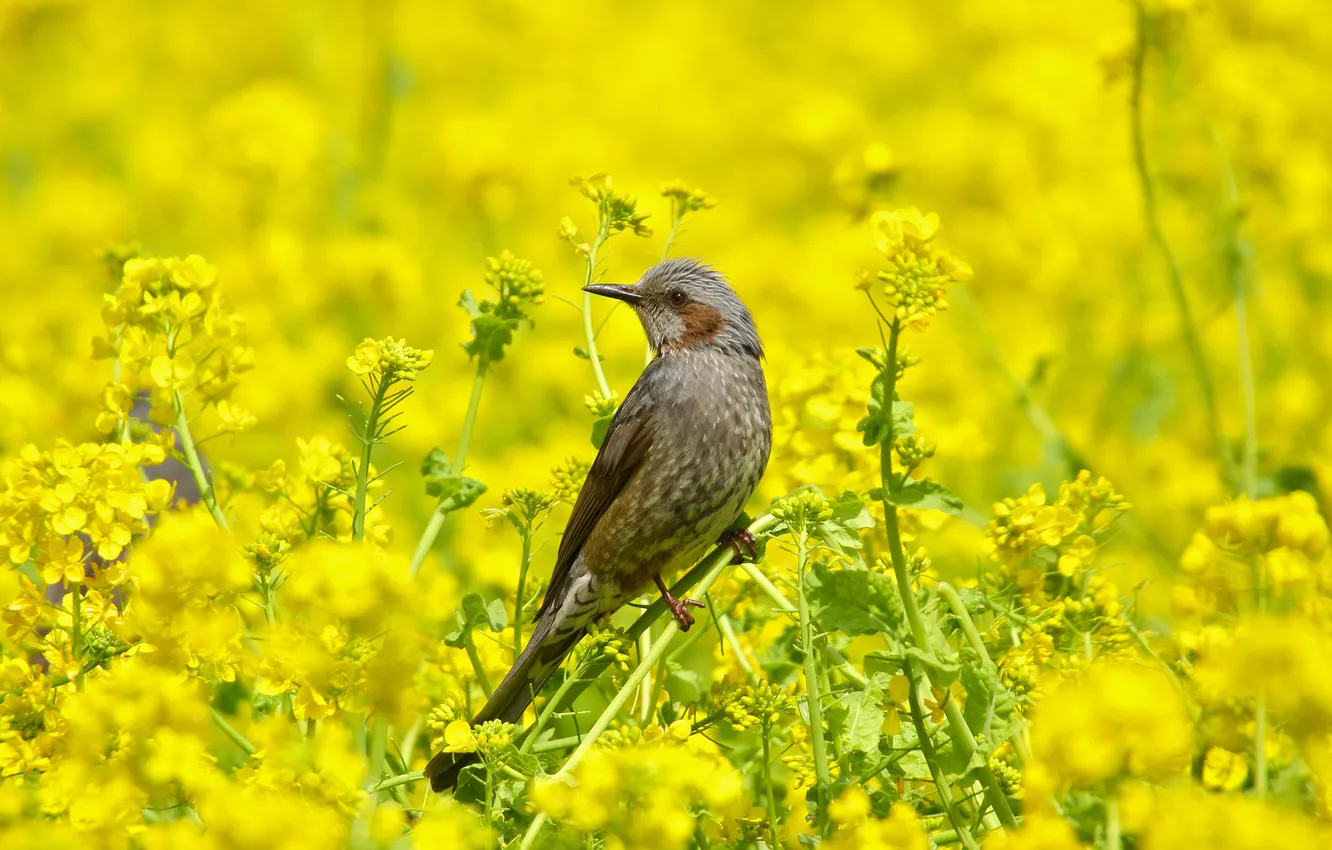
[581, 349, 772, 591]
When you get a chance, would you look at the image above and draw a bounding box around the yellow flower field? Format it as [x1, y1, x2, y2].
[2, 1, 1330, 847]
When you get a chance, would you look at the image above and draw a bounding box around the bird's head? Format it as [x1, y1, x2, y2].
[584, 259, 762, 359]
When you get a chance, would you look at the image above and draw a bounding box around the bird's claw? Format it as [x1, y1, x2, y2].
[721, 528, 759, 565]
[668, 596, 706, 631]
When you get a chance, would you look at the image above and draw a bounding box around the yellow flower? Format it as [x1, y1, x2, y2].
[825, 786, 928, 850]
[1201, 746, 1249, 792]
[1027, 662, 1192, 793]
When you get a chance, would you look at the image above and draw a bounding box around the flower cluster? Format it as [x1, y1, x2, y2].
[93, 254, 255, 429]
[0, 440, 171, 571]
[531, 736, 745, 850]
[345, 336, 434, 382]
[857, 208, 972, 329]
[712, 680, 795, 732]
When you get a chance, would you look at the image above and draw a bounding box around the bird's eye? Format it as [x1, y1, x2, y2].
[670, 290, 688, 307]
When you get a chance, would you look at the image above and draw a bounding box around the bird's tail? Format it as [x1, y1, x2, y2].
[425, 610, 587, 792]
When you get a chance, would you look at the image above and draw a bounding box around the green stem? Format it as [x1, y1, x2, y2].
[1210, 128, 1258, 499]
[465, 638, 494, 698]
[372, 770, 424, 793]
[455, 360, 489, 471]
[410, 511, 446, 578]
[637, 626, 655, 723]
[367, 716, 388, 797]
[761, 725, 781, 849]
[1254, 553, 1268, 797]
[877, 321, 1018, 831]
[797, 533, 832, 833]
[70, 582, 83, 691]
[531, 734, 583, 754]
[937, 583, 992, 671]
[905, 660, 980, 850]
[742, 561, 796, 613]
[211, 708, 256, 756]
[718, 613, 759, 684]
[513, 524, 533, 658]
[519, 670, 581, 754]
[409, 359, 490, 577]
[174, 391, 230, 531]
[352, 375, 391, 543]
[1129, 3, 1235, 490]
[581, 228, 612, 399]
[1106, 795, 1122, 850]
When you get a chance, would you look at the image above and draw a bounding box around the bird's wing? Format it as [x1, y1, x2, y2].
[537, 369, 658, 617]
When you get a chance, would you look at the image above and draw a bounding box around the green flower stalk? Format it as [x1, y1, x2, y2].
[344, 336, 434, 543]
[559, 173, 653, 401]
[410, 252, 544, 576]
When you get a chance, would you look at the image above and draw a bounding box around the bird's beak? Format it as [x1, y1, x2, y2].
[583, 284, 645, 305]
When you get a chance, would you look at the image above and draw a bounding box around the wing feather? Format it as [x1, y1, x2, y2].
[537, 370, 657, 617]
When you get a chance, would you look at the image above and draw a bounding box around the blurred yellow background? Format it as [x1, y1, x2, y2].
[2, 0, 1328, 590]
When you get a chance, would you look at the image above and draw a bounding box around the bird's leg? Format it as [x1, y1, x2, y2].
[654, 574, 705, 631]
[720, 527, 759, 565]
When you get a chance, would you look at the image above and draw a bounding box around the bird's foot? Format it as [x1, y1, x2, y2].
[720, 528, 759, 565]
[655, 574, 706, 631]
[667, 595, 706, 631]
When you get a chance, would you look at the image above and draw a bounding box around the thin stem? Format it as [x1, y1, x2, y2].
[637, 626, 655, 723]
[761, 725, 781, 849]
[513, 524, 533, 658]
[1210, 128, 1258, 498]
[1129, 3, 1234, 490]
[211, 708, 256, 756]
[465, 638, 494, 698]
[718, 613, 758, 684]
[352, 375, 391, 543]
[1253, 553, 1268, 796]
[742, 561, 797, 613]
[581, 227, 613, 399]
[408, 359, 489, 577]
[68, 582, 83, 691]
[455, 361, 489, 470]
[530, 734, 583, 754]
[1106, 795, 1122, 850]
[876, 320, 1017, 831]
[520, 669, 582, 754]
[372, 770, 425, 793]
[410, 511, 445, 578]
[174, 391, 230, 531]
[905, 660, 980, 850]
[367, 716, 388, 797]
[798, 532, 832, 833]
[936, 583, 992, 670]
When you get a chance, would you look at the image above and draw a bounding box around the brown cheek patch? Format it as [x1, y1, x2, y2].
[680, 303, 726, 346]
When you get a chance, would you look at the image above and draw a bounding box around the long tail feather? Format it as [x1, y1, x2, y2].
[425, 613, 586, 792]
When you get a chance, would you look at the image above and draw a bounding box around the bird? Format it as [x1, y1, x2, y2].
[425, 257, 772, 792]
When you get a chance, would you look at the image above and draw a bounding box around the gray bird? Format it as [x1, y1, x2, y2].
[426, 258, 772, 791]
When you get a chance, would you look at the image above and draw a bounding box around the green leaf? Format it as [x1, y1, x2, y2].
[880, 478, 963, 515]
[445, 592, 505, 647]
[807, 561, 905, 636]
[960, 660, 1020, 749]
[857, 370, 915, 448]
[421, 447, 487, 512]
[665, 668, 703, 705]
[813, 491, 876, 554]
[460, 290, 520, 363]
[836, 673, 888, 754]
[590, 412, 615, 448]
